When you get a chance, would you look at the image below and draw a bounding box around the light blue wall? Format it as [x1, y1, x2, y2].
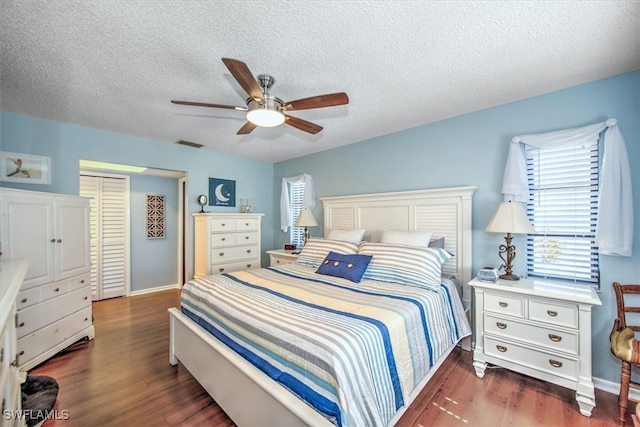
[274, 71, 640, 385]
[130, 174, 179, 292]
[0, 112, 275, 275]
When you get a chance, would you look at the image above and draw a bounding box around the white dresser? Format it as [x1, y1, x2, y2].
[0, 258, 29, 427]
[469, 277, 601, 416]
[193, 213, 264, 278]
[0, 188, 94, 371]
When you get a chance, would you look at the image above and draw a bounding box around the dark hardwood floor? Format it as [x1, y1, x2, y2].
[30, 289, 622, 426]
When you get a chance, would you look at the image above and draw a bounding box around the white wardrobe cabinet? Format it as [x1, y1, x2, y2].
[0, 188, 95, 371]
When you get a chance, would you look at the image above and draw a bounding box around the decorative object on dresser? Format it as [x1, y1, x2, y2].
[266, 249, 299, 267]
[193, 212, 264, 278]
[484, 200, 536, 280]
[0, 258, 30, 423]
[469, 276, 601, 416]
[196, 194, 208, 213]
[0, 188, 94, 372]
[294, 209, 317, 243]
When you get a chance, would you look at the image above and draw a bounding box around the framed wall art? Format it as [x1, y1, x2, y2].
[209, 177, 236, 207]
[0, 151, 51, 184]
[146, 194, 166, 239]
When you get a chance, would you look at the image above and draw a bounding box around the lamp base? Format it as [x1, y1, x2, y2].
[499, 273, 520, 281]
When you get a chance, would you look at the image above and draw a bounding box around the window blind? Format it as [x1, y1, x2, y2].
[525, 141, 599, 284]
[289, 182, 305, 248]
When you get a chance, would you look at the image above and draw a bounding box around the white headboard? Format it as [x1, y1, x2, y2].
[321, 186, 476, 308]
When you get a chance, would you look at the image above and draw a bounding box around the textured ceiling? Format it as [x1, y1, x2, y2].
[1, 1, 639, 163]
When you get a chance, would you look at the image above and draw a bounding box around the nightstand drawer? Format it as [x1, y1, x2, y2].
[485, 336, 578, 382]
[484, 313, 578, 355]
[484, 293, 524, 318]
[529, 299, 578, 329]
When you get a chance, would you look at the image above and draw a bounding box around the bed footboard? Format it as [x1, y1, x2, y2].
[168, 307, 332, 427]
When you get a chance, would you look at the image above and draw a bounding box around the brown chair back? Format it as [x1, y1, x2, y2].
[613, 282, 640, 334]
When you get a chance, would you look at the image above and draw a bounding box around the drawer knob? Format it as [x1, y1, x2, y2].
[219, 252, 225, 257]
[496, 322, 507, 329]
[18, 350, 24, 356]
[499, 301, 508, 308]
[84, 317, 89, 322]
[247, 264, 252, 268]
[245, 236, 249, 240]
[57, 239, 62, 243]
[84, 296, 88, 300]
[21, 298, 27, 303]
[18, 322, 24, 328]
[549, 359, 563, 368]
[50, 238, 56, 243]
[81, 279, 85, 283]
[219, 268, 225, 273]
[246, 249, 252, 253]
[221, 237, 226, 241]
[221, 223, 226, 227]
[547, 310, 558, 317]
[245, 223, 249, 226]
[54, 287, 60, 292]
[496, 345, 507, 352]
[548, 334, 562, 342]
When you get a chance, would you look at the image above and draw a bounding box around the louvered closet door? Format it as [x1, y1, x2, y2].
[80, 175, 128, 300]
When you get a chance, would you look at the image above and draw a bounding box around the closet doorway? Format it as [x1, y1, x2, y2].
[79, 173, 130, 300]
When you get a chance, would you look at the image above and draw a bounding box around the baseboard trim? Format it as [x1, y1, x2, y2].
[130, 283, 180, 296]
[594, 376, 640, 400]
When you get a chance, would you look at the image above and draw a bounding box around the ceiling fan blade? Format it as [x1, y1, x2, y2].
[221, 58, 264, 103]
[284, 115, 323, 134]
[171, 100, 247, 111]
[284, 92, 349, 111]
[237, 121, 258, 135]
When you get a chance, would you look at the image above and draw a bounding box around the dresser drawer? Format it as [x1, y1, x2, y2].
[236, 232, 258, 245]
[41, 279, 70, 300]
[485, 336, 578, 382]
[69, 273, 90, 291]
[484, 313, 578, 355]
[211, 259, 260, 274]
[211, 245, 259, 263]
[18, 306, 92, 367]
[209, 218, 237, 232]
[17, 286, 91, 338]
[17, 287, 40, 310]
[211, 232, 237, 247]
[484, 293, 525, 318]
[529, 299, 578, 329]
[236, 218, 258, 231]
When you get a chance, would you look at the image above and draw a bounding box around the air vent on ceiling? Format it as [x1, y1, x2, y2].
[175, 139, 203, 148]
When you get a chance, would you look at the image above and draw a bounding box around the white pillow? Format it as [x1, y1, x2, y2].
[326, 229, 366, 243]
[380, 230, 432, 247]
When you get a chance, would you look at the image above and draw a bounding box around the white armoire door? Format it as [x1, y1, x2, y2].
[79, 174, 129, 300]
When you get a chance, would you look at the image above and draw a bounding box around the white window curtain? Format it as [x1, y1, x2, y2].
[280, 173, 316, 232]
[502, 119, 633, 256]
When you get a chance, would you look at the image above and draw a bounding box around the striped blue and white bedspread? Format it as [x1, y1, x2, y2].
[180, 263, 470, 427]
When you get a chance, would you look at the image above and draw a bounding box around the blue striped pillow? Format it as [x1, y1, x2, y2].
[359, 242, 452, 289]
[294, 238, 360, 268]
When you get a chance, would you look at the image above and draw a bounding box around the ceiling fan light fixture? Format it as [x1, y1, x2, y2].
[246, 96, 285, 127]
[247, 108, 285, 127]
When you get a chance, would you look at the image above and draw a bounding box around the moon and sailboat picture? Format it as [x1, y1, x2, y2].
[209, 178, 236, 207]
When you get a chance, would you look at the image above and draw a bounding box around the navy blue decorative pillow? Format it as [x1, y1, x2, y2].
[316, 251, 373, 283]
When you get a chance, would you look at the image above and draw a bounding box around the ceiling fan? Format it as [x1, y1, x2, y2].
[171, 58, 349, 135]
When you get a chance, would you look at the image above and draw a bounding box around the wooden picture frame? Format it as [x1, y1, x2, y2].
[0, 151, 51, 185]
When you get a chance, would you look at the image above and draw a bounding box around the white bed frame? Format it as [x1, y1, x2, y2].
[169, 186, 476, 427]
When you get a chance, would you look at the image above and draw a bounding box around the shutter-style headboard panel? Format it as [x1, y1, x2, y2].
[321, 186, 476, 308]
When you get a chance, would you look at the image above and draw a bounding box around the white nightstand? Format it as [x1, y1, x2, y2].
[266, 249, 299, 266]
[469, 277, 601, 417]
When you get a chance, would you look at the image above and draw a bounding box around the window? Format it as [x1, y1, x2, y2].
[289, 182, 305, 248]
[525, 140, 599, 285]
